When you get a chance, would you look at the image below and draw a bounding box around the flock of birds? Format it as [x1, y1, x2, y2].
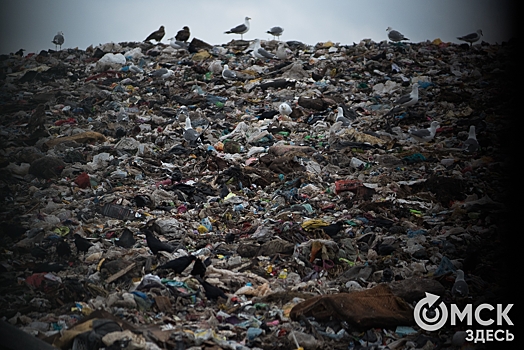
[49, 17, 484, 53]
[36, 228, 228, 301]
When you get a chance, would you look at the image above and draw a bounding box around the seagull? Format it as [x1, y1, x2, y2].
[457, 29, 483, 46]
[175, 26, 190, 42]
[149, 67, 174, 79]
[279, 102, 292, 117]
[252, 38, 275, 60]
[183, 117, 200, 145]
[145, 26, 165, 43]
[462, 125, 479, 153]
[267, 26, 284, 40]
[225, 17, 251, 40]
[128, 63, 144, 74]
[386, 27, 409, 42]
[52, 31, 64, 50]
[222, 64, 237, 81]
[335, 107, 352, 127]
[168, 37, 189, 50]
[451, 269, 469, 298]
[408, 121, 440, 143]
[394, 83, 419, 108]
[276, 42, 288, 60]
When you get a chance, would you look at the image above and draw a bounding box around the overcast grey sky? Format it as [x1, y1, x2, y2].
[0, 0, 516, 55]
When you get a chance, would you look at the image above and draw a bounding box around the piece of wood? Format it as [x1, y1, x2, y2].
[154, 296, 172, 313]
[105, 262, 136, 284]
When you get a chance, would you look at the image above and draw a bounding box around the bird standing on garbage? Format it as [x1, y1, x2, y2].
[276, 42, 288, 60]
[335, 107, 352, 127]
[457, 30, 483, 46]
[195, 275, 228, 300]
[175, 26, 190, 42]
[321, 221, 345, 237]
[73, 234, 93, 254]
[451, 269, 469, 298]
[225, 17, 251, 40]
[394, 83, 419, 108]
[143, 229, 175, 254]
[116, 229, 136, 248]
[56, 237, 71, 257]
[222, 64, 237, 81]
[52, 31, 64, 50]
[145, 25, 165, 42]
[168, 37, 189, 50]
[408, 121, 440, 143]
[462, 125, 479, 153]
[386, 27, 409, 42]
[149, 67, 174, 79]
[267, 26, 284, 40]
[183, 117, 200, 145]
[251, 38, 275, 60]
[156, 255, 196, 274]
[279, 102, 292, 117]
[190, 256, 207, 278]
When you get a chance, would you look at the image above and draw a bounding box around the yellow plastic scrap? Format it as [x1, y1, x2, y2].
[53, 226, 70, 236]
[301, 219, 329, 231]
[97, 258, 105, 271]
[197, 225, 209, 234]
[224, 192, 237, 201]
[432, 38, 443, 45]
[192, 51, 211, 61]
[322, 41, 334, 48]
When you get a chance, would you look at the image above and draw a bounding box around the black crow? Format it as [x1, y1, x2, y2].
[157, 255, 196, 274]
[143, 229, 175, 254]
[73, 234, 93, 253]
[321, 221, 345, 237]
[190, 257, 207, 278]
[116, 229, 136, 248]
[195, 275, 227, 300]
[56, 238, 72, 257]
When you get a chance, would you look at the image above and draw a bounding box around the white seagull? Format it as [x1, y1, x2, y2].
[457, 29, 483, 46]
[149, 68, 174, 79]
[451, 269, 469, 298]
[279, 102, 292, 117]
[276, 42, 288, 60]
[168, 37, 189, 50]
[462, 125, 479, 153]
[394, 83, 419, 108]
[183, 117, 200, 144]
[386, 27, 409, 42]
[225, 17, 251, 40]
[252, 39, 275, 60]
[222, 64, 237, 81]
[267, 26, 284, 40]
[52, 31, 64, 50]
[409, 121, 439, 143]
[335, 107, 352, 127]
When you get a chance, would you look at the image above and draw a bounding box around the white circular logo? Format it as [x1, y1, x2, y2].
[414, 292, 448, 331]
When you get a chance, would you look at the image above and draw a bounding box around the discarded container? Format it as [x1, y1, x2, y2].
[100, 203, 139, 220]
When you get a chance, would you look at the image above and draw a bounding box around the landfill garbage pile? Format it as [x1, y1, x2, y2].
[0, 37, 517, 350]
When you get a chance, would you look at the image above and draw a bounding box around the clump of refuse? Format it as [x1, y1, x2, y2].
[0, 34, 516, 350]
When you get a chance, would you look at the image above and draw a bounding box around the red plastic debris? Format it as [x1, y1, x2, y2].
[335, 179, 362, 194]
[74, 172, 91, 188]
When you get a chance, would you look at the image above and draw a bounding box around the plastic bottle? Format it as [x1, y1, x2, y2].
[350, 157, 366, 169]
